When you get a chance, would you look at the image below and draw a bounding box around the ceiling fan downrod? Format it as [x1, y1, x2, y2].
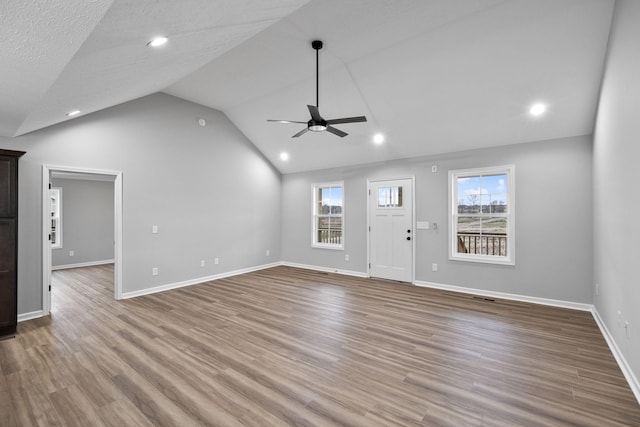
[312, 40, 322, 108]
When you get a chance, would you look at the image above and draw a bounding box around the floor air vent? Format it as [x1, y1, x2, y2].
[472, 296, 496, 302]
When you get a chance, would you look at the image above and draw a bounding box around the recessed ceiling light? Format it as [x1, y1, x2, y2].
[280, 152, 289, 161]
[147, 36, 168, 47]
[66, 110, 81, 117]
[529, 103, 547, 117]
[373, 133, 385, 144]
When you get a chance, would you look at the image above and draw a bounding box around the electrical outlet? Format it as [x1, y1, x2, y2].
[431, 165, 437, 173]
[266, 249, 270, 256]
[152, 267, 158, 276]
[152, 225, 158, 234]
[432, 263, 438, 272]
[214, 258, 219, 265]
[345, 254, 350, 261]
[69, 250, 74, 257]
[595, 283, 599, 295]
[200, 260, 205, 267]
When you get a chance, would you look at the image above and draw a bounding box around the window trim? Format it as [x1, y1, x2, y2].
[448, 165, 515, 265]
[311, 181, 344, 250]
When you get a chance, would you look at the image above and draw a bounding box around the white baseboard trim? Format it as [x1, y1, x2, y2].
[18, 310, 45, 322]
[280, 261, 368, 278]
[52, 259, 114, 271]
[592, 307, 640, 404]
[121, 262, 282, 299]
[413, 280, 593, 312]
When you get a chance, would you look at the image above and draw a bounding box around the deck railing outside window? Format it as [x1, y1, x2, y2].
[317, 229, 342, 245]
[457, 232, 506, 256]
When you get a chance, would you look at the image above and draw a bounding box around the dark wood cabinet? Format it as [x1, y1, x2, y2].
[0, 149, 25, 337]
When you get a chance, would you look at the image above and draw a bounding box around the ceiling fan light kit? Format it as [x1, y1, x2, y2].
[267, 40, 367, 138]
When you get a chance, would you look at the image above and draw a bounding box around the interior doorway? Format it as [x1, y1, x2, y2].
[368, 177, 415, 282]
[42, 165, 123, 316]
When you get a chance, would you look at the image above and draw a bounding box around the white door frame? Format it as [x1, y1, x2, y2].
[367, 176, 416, 283]
[42, 165, 123, 315]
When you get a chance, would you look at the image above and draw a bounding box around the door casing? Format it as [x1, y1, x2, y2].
[42, 165, 123, 315]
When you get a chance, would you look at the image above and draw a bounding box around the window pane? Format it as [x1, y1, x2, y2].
[378, 187, 387, 207]
[316, 216, 342, 245]
[457, 219, 474, 254]
[483, 174, 508, 213]
[481, 217, 507, 256]
[456, 216, 507, 256]
[456, 216, 477, 254]
[320, 187, 330, 214]
[378, 186, 403, 208]
[457, 176, 481, 213]
[330, 186, 342, 213]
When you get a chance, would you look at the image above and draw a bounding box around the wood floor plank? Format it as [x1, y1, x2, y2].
[1, 264, 639, 426]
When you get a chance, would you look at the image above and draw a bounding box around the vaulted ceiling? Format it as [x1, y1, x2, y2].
[1, 0, 614, 174]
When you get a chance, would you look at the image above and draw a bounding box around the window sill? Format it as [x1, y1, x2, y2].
[312, 244, 344, 251]
[449, 254, 514, 266]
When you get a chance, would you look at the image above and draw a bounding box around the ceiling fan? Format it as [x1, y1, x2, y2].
[267, 40, 367, 138]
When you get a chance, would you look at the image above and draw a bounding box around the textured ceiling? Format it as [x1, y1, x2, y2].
[1, 0, 615, 174]
[0, 0, 114, 136]
[0, 0, 309, 137]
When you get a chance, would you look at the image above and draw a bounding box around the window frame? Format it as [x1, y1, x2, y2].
[448, 165, 515, 265]
[311, 181, 345, 250]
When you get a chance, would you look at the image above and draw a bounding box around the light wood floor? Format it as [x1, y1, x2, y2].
[1, 265, 639, 426]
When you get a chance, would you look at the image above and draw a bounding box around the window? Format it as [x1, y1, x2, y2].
[50, 188, 62, 249]
[377, 186, 403, 208]
[312, 182, 344, 249]
[449, 165, 514, 265]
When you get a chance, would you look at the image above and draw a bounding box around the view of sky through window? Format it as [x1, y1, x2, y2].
[321, 186, 343, 213]
[457, 174, 507, 210]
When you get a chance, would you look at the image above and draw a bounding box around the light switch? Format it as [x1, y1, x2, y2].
[152, 225, 158, 234]
[416, 221, 429, 230]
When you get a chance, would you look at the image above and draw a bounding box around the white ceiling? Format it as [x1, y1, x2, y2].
[2, 0, 614, 174]
[0, 0, 309, 137]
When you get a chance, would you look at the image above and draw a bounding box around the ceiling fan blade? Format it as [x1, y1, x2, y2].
[326, 116, 367, 125]
[267, 120, 307, 124]
[326, 126, 348, 137]
[292, 128, 310, 138]
[307, 105, 323, 122]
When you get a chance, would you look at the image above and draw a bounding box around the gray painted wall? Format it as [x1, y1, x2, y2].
[593, 0, 640, 389]
[51, 178, 114, 267]
[282, 135, 593, 304]
[0, 93, 282, 314]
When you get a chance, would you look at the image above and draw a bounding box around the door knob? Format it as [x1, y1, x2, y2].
[406, 236, 411, 241]
[407, 229, 411, 233]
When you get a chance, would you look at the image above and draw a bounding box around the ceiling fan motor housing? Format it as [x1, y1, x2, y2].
[308, 118, 327, 132]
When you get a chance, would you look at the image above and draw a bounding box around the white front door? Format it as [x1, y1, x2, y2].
[369, 178, 413, 282]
